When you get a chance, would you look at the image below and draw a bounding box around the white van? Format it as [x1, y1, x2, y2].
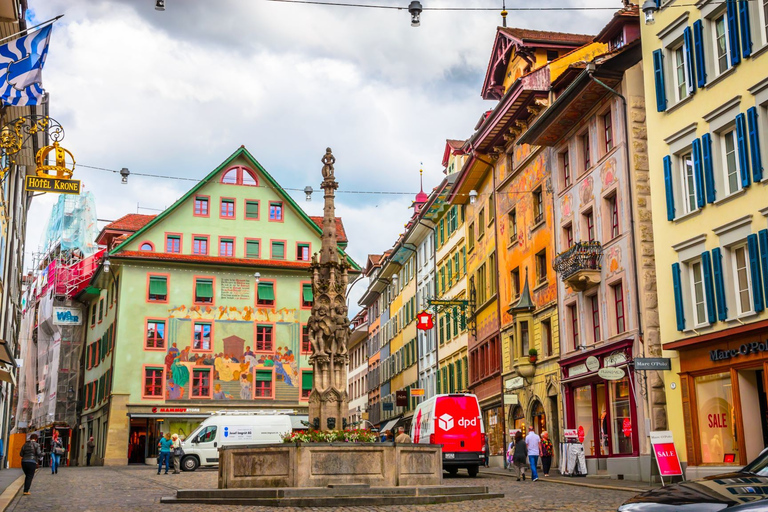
[180, 412, 292, 471]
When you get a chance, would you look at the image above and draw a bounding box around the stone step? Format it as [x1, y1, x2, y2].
[161, 491, 505, 507]
[176, 485, 490, 500]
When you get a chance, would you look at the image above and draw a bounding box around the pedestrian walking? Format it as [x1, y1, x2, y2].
[525, 425, 541, 482]
[512, 431, 527, 481]
[86, 436, 95, 466]
[506, 439, 514, 471]
[171, 433, 182, 474]
[20, 433, 42, 496]
[394, 427, 411, 444]
[540, 431, 554, 477]
[51, 430, 65, 474]
[157, 433, 172, 475]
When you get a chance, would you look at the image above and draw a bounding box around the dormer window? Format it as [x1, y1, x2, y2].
[220, 166, 259, 186]
[610, 32, 624, 51]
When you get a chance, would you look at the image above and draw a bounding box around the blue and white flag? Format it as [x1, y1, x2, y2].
[0, 24, 52, 106]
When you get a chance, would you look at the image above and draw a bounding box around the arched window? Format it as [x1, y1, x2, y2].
[140, 242, 154, 251]
[220, 166, 259, 186]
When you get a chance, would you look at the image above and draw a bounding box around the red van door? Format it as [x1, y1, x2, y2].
[433, 395, 483, 454]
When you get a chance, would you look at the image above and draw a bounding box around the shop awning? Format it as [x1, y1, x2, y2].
[379, 418, 400, 433]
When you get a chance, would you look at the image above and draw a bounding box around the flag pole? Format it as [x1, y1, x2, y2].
[0, 14, 64, 47]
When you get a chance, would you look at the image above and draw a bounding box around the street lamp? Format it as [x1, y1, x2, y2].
[155, 0, 166, 11]
[641, 0, 656, 24]
[468, 189, 478, 204]
[120, 167, 130, 184]
[253, 272, 261, 284]
[304, 186, 314, 202]
[102, 257, 111, 274]
[408, 0, 422, 27]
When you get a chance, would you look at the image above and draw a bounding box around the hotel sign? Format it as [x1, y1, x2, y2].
[25, 175, 81, 195]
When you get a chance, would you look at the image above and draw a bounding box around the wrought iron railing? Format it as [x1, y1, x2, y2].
[552, 241, 603, 280]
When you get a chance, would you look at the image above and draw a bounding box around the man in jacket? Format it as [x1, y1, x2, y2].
[395, 427, 411, 443]
[525, 425, 541, 482]
[86, 437, 95, 466]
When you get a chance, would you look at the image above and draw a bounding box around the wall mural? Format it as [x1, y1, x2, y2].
[161, 305, 302, 401]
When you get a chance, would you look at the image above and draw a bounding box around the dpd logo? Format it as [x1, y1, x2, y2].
[458, 417, 477, 428]
[438, 413, 454, 431]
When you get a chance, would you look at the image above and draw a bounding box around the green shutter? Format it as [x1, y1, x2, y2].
[463, 357, 468, 388]
[302, 372, 313, 389]
[258, 282, 275, 301]
[272, 242, 285, 259]
[303, 284, 313, 303]
[449, 363, 455, 393]
[149, 276, 167, 295]
[256, 370, 272, 382]
[246, 240, 260, 258]
[196, 279, 213, 299]
[436, 367, 441, 393]
[246, 201, 259, 218]
[457, 362, 462, 391]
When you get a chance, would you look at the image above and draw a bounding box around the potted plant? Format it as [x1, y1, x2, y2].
[528, 348, 538, 364]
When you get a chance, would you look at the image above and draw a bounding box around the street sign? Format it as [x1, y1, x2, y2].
[396, 390, 408, 407]
[598, 367, 625, 381]
[383, 402, 394, 411]
[25, 175, 81, 195]
[635, 358, 671, 371]
[650, 431, 683, 481]
[585, 356, 600, 372]
[410, 388, 425, 396]
[428, 299, 469, 307]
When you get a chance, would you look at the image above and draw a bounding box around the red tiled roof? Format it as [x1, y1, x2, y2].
[498, 27, 594, 45]
[105, 214, 156, 233]
[446, 139, 465, 150]
[309, 216, 348, 243]
[368, 254, 382, 265]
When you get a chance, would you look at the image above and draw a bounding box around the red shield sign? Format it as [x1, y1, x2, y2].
[416, 311, 434, 330]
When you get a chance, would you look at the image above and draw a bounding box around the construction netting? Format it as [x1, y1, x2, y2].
[37, 191, 100, 259]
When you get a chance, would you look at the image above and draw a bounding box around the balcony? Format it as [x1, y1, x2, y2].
[552, 241, 603, 292]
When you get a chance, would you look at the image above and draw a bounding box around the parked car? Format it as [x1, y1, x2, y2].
[410, 393, 486, 477]
[180, 412, 292, 471]
[618, 448, 768, 511]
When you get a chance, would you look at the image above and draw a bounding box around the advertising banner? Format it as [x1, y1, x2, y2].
[650, 431, 683, 477]
[53, 307, 82, 325]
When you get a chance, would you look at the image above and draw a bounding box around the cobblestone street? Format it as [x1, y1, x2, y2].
[5, 466, 638, 512]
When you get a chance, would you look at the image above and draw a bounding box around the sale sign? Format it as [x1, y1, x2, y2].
[623, 418, 632, 438]
[650, 431, 683, 477]
[577, 425, 585, 443]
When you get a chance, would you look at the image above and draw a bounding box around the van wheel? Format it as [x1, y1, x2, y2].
[181, 456, 199, 472]
[467, 466, 479, 477]
[446, 468, 458, 477]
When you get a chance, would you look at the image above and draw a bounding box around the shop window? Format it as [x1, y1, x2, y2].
[191, 368, 212, 398]
[255, 325, 274, 352]
[165, 235, 181, 253]
[269, 201, 283, 221]
[695, 372, 739, 463]
[145, 319, 166, 350]
[302, 284, 313, 308]
[297, 243, 310, 261]
[219, 238, 234, 257]
[610, 378, 634, 455]
[254, 370, 274, 398]
[193, 236, 208, 255]
[575, 385, 595, 456]
[193, 322, 212, 351]
[195, 278, 214, 304]
[194, 196, 209, 216]
[148, 275, 167, 302]
[245, 200, 259, 220]
[257, 282, 275, 307]
[246, 239, 260, 259]
[143, 367, 164, 398]
[301, 371, 313, 399]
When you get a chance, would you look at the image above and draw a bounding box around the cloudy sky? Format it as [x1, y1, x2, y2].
[26, 0, 614, 312]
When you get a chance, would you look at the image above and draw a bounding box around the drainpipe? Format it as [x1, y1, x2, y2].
[586, 67, 652, 436]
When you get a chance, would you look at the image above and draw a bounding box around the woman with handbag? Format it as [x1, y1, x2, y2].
[19, 433, 42, 495]
[51, 430, 65, 475]
[171, 434, 182, 474]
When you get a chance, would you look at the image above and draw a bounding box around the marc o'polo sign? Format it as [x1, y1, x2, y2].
[635, 358, 671, 371]
[710, 341, 768, 362]
[25, 175, 81, 195]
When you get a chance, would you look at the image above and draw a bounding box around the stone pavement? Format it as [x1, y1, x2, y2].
[5, 466, 641, 512]
[479, 467, 660, 492]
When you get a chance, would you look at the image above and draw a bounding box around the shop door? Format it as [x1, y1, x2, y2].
[738, 368, 768, 462]
[128, 420, 147, 464]
[532, 401, 546, 435]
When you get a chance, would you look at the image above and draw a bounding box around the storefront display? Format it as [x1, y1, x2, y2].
[483, 406, 504, 457]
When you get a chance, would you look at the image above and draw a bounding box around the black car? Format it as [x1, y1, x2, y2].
[618, 449, 768, 511]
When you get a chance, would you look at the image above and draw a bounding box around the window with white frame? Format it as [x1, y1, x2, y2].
[689, 259, 709, 327]
[731, 244, 754, 316]
[673, 44, 688, 102]
[679, 151, 698, 215]
[713, 13, 730, 75]
[720, 127, 740, 195]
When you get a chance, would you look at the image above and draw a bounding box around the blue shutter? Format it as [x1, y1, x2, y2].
[692, 138, 705, 208]
[747, 107, 763, 182]
[683, 27, 696, 94]
[736, 113, 751, 188]
[727, 0, 741, 66]
[712, 248, 728, 321]
[739, 0, 752, 57]
[747, 234, 764, 313]
[664, 155, 675, 221]
[693, 20, 707, 87]
[702, 133, 716, 203]
[701, 251, 717, 324]
[760, 230, 768, 302]
[672, 263, 685, 331]
[653, 50, 667, 112]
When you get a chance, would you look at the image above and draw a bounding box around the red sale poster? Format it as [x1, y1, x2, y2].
[650, 431, 683, 477]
